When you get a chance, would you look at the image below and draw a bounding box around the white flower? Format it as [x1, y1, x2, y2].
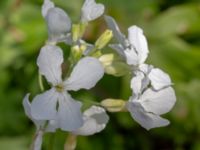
[81, 0, 105, 22]
[29, 45, 104, 131]
[72, 106, 109, 136]
[126, 87, 176, 130]
[42, 0, 71, 43]
[127, 64, 176, 130]
[105, 16, 149, 66]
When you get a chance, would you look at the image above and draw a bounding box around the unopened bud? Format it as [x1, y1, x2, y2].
[99, 54, 114, 66]
[95, 30, 113, 49]
[80, 44, 87, 53]
[105, 61, 130, 77]
[72, 24, 80, 42]
[72, 23, 87, 42]
[91, 51, 102, 58]
[101, 99, 126, 112]
[71, 45, 82, 62]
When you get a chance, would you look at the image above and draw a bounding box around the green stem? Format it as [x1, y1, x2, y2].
[48, 133, 55, 150]
[38, 73, 44, 92]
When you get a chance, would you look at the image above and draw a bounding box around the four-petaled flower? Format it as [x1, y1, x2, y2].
[127, 64, 176, 130]
[27, 44, 104, 131]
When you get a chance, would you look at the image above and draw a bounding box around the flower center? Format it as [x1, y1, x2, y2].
[55, 84, 64, 93]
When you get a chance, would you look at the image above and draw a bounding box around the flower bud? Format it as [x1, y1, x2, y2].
[71, 45, 82, 62]
[95, 30, 113, 49]
[104, 62, 130, 77]
[101, 99, 126, 112]
[72, 23, 87, 42]
[99, 54, 130, 77]
[99, 54, 114, 66]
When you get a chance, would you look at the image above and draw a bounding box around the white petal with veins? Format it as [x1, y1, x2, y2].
[37, 45, 63, 85]
[57, 92, 83, 131]
[64, 57, 104, 91]
[126, 101, 169, 130]
[31, 88, 58, 120]
[140, 87, 176, 115]
[148, 68, 172, 90]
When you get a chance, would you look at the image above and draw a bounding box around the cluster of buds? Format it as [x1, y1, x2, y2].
[23, 0, 176, 149]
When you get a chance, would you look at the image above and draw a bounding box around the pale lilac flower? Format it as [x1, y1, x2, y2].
[72, 106, 109, 136]
[29, 45, 104, 131]
[42, 0, 71, 43]
[105, 16, 149, 66]
[127, 64, 176, 130]
[81, 0, 105, 23]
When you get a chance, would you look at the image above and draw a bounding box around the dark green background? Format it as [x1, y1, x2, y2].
[1, 0, 200, 149]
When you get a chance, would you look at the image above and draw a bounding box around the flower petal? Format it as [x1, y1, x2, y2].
[23, 94, 45, 129]
[126, 101, 169, 130]
[105, 16, 127, 47]
[42, 0, 55, 17]
[81, 0, 104, 22]
[148, 68, 172, 90]
[45, 7, 71, 41]
[124, 47, 139, 65]
[140, 87, 176, 115]
[23, 94, 32, 119]
[64, 57, 104, 91]
[37, 45, 63, 85]
[128, 26, 149, 64]
[139, 64, 153, 74]
[31, 88, 58, 120]
[57, 92, 83, 131]
[109, 44, 125, 58]
[72, 106, 109, 136]
[72, 117, 98, 136]
[131, 72, 145, 95]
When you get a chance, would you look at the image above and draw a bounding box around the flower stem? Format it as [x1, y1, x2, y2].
[64, 133, 77, 150]
[30, 129, 44, 150]
[38, 73, 44, 92]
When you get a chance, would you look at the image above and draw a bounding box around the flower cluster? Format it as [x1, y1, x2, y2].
[23, 0, 176, 149]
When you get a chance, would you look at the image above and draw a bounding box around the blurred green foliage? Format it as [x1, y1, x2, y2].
[0, 0, 200, 149]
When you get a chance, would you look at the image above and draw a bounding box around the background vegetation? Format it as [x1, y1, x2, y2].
[1, 0, 200, 149]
